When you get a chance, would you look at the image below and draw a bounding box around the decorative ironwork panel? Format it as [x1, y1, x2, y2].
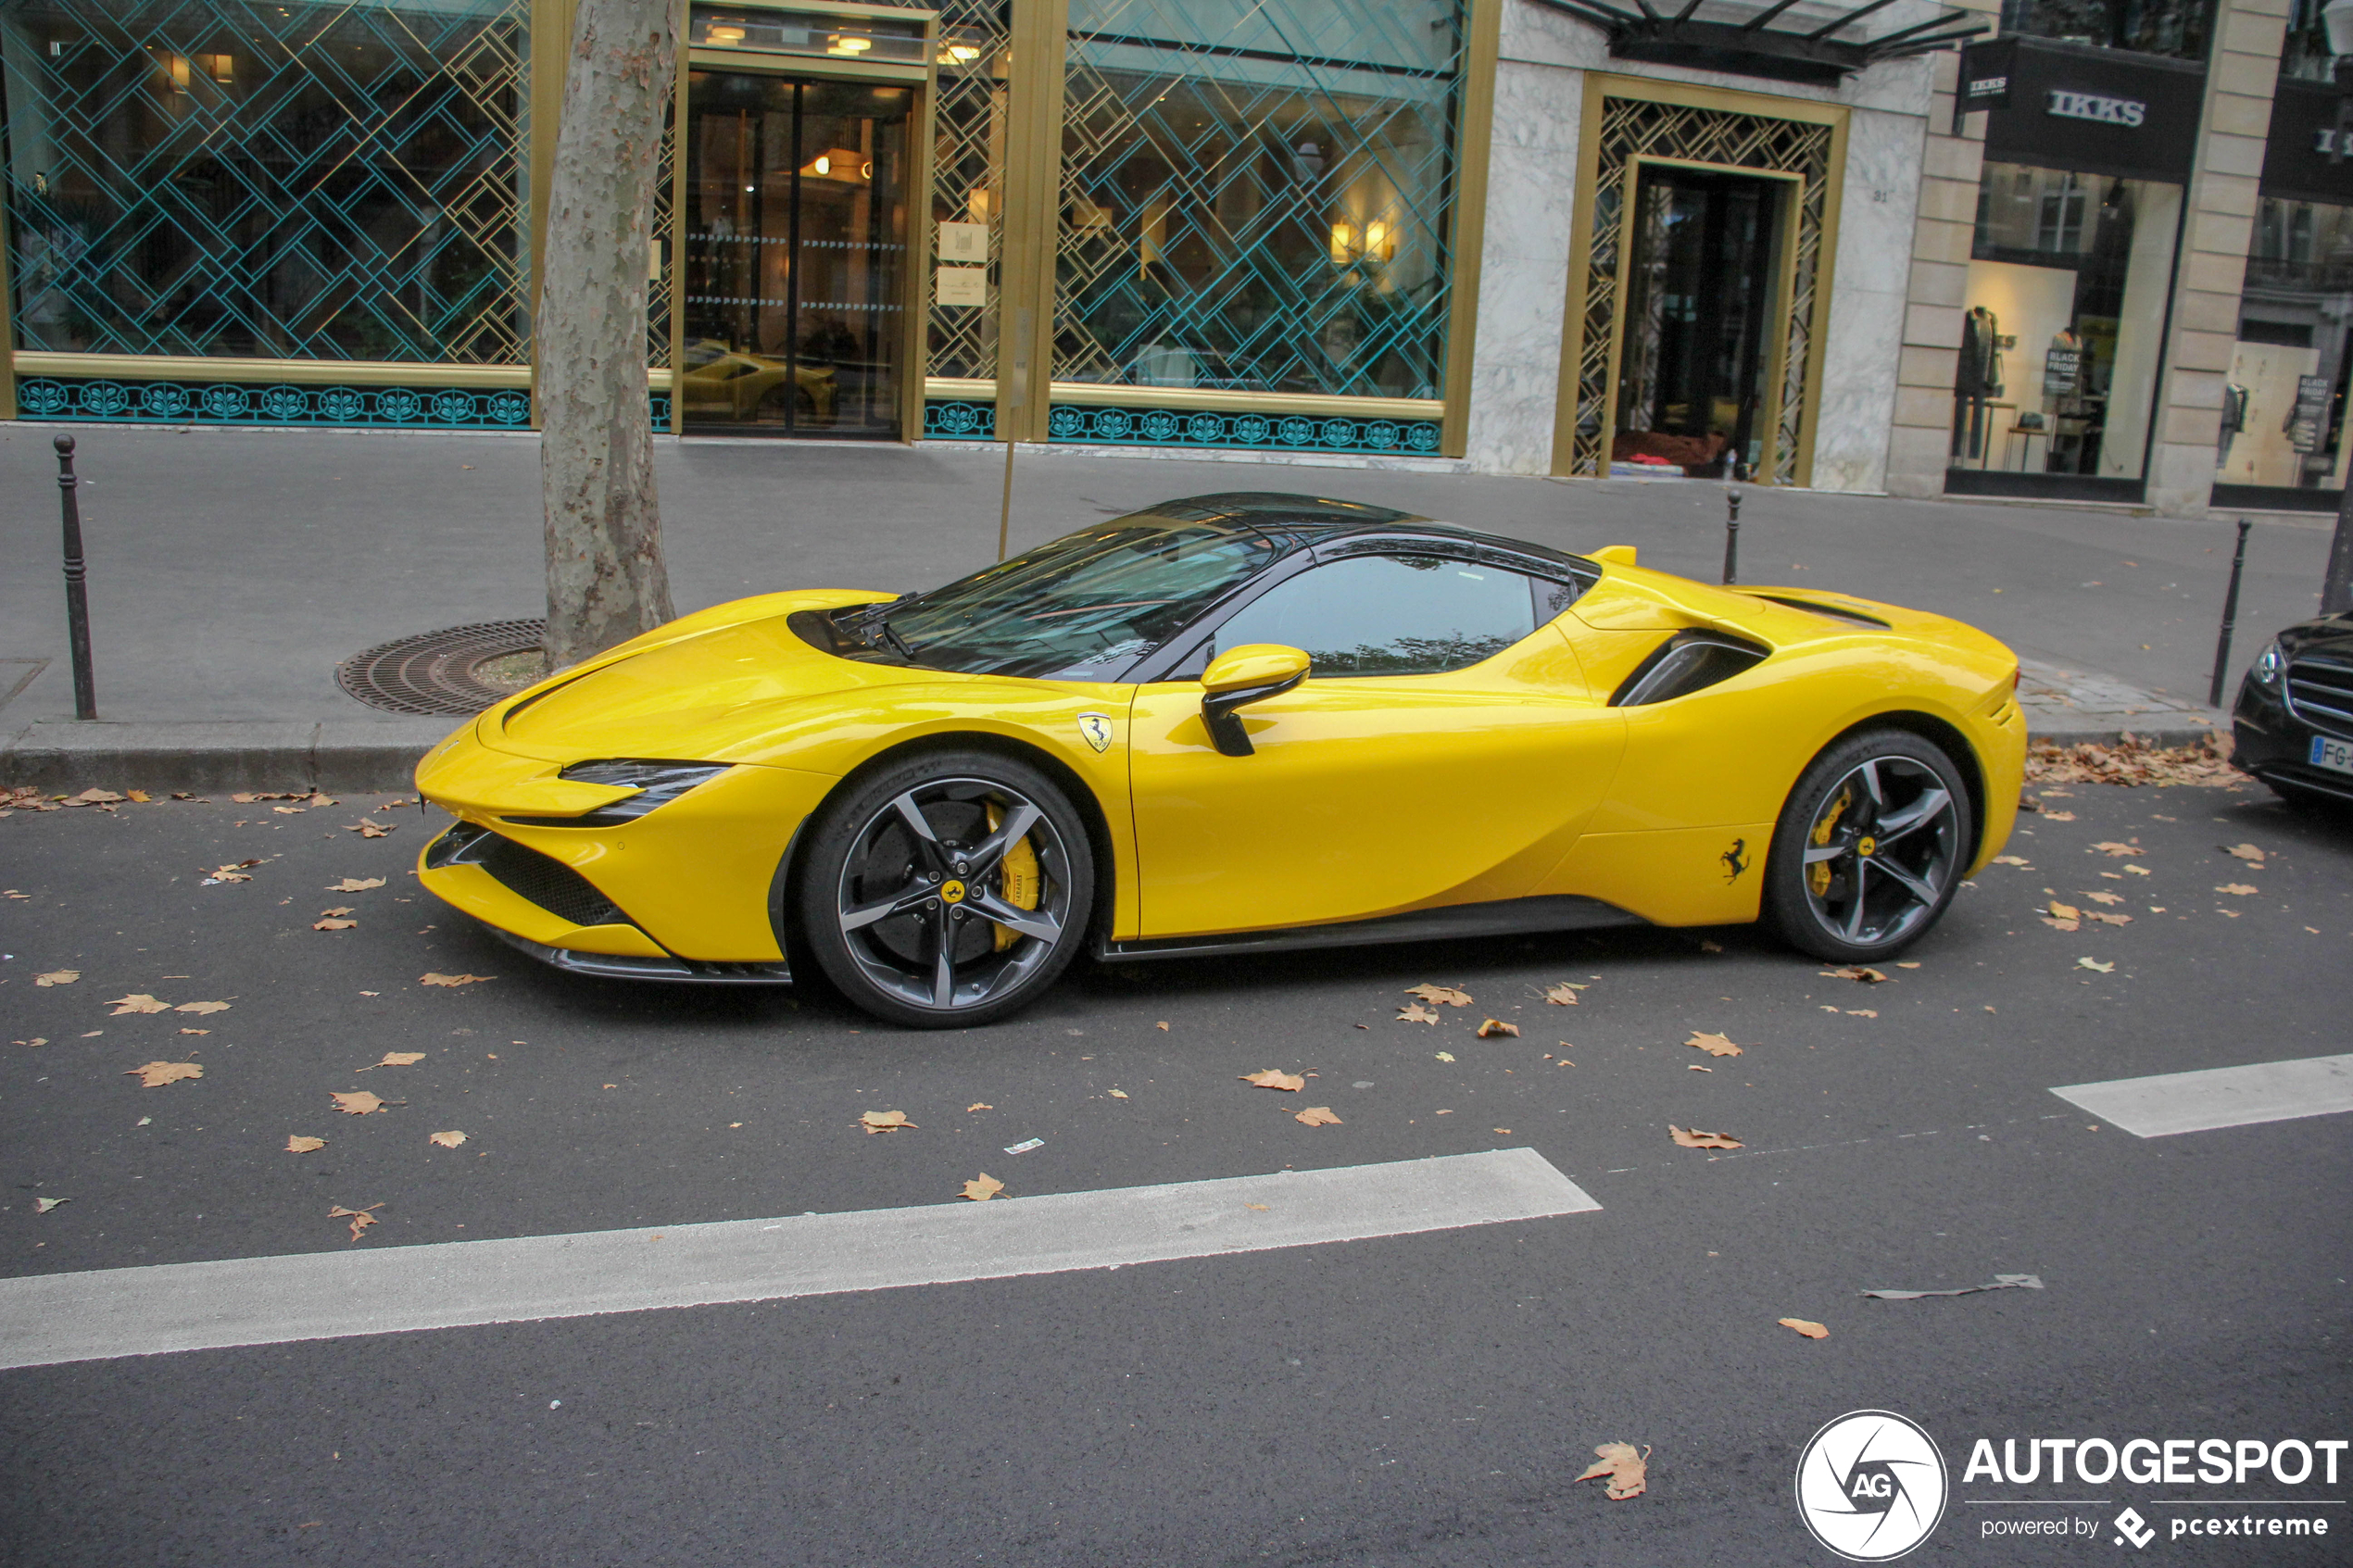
[1569, 95, 1831, 483]
[1055, 0, 1466, 401]
[918, 1, 1009, 380]
[923, 396, 997, 438]
[1046, 401, 1440, 454]
[1, 0, 529, 364]
[17, 374, 669, 430]
[651, 93, 674, 369]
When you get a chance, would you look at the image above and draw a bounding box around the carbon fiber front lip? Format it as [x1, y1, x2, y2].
[484, 927, 793, 985]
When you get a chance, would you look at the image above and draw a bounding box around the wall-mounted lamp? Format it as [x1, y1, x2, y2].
[825, 32, 873, 55]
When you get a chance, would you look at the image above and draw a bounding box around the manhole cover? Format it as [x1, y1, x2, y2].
[338, 620, 549, 716]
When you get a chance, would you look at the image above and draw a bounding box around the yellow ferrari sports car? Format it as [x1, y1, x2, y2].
[416, 493, 2025, 1027]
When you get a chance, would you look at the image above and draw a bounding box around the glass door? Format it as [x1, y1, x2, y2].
[1612, 166, 1784, 479]
[681, 71, 910, 436]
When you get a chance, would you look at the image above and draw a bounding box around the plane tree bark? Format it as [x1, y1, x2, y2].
[539, 0, 681, 669]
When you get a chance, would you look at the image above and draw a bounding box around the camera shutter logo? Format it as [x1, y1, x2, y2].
[1794, 1411, 1948, 1561]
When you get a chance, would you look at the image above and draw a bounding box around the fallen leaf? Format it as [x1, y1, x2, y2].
[1240, 1069, 1305, 1092]
[1993, 854, 2031, 867]
[178, 1028, 208, 1035]
[1574, 1442, 1649, 1500]
[2042, 809, 2076, 822]
[319, 907, 355, 919]
[2045, 901, 2081, 920]
[1244, 1202, 1270, 1211]
[124, 1060, 203, 1087]
[308, 794, 338, 808]
[2122, 865, 2150, 876]
[2082, 891, 2126, 905]
[2040, 917, 2081, 932]
[16, 1038, 45, 1048]
[1544, 983, 1583, 1005]
[428, 1130, 467, 1148]
[2222, 842, 2266, 863]
[34, 1197, 68, 1213]
[34, 971, 78, 986]
[205, 864, 254, 883]
[1477, 1018, 1519, 1038]
[1779, 1317, 1830, 1339]
[1433, 1050, 1455, 1062]
[360, 1051, 425, 1069]
[1688, 1064, 1713, 1073]
[2087, 911, 2133, 926]
[858, 1109, 916, 1133]
[273, 806, 306, 816]
[331, 1090, 393, 1115]
[329, 877, 387, 893]
[125, 789, 151, 803]
[1685, 1031, 1743, 1058]
[2092, 841, 2145, 858]
[1154, 1021, 1170, 1031]
[1406, 983, 1472, 1007]
[2215, 882, 2259, 896]
[1846, 1009, 1878, 1018]
[328, 1203, 384, 1241]
[314, 918, 358, 931]
[285, 1135, 326, 1153]
[107, 994, 171, 1015]
[960, 1173, 1004, 1200]
[173, 1000, 230, 1016]
[1699, 939, 1725, 953]
[966, 1102, 993, 1111]
[420, 972, 491, 987]
[1107, 1088, 1129, 1098]
[1823, 966, 1887, 983]
[231, 793, 257, 804]
[70, 788, 123, 805]
[1295, 1106, 1342, 1126]
[1396, 1003, 1441, 1025]
[1669, 1123, 1743, 1149]
[346, 821, 393, 838]
[2076, 957, 2115, 973]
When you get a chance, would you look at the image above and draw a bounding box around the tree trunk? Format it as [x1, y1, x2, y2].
[539, 0, 680, 670]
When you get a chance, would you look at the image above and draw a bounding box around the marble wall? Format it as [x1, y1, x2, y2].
[1459, 0, 1935, 488]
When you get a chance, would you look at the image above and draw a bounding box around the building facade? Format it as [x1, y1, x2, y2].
[0, 0, 2330, 513]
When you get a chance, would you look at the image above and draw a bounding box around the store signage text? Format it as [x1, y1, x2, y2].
[2046, 89, 2146, 127]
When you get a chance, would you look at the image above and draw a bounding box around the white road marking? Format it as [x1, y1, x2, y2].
[0, 1149, 1596, 1371]
[2049, 1053, 2353, 1138]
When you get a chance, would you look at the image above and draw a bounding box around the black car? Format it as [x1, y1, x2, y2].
[2231, 612, 2353, 806]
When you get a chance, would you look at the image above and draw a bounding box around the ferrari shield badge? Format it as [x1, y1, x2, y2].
[1076, 712, 1114, 753]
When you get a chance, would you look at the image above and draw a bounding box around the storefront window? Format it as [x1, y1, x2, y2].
[2215, 197, 2353, 497]
[0, 0, 528, 363]
[1950, 162, 2183, 486]
[1995, 0, 2215, 63]
[2279, 0, 2336, 84]
[1052, 0, 1465, 399]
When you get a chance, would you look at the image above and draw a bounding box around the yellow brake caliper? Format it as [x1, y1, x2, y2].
[1807, 786, 1851, 897]
[988, 803, 1040, 950]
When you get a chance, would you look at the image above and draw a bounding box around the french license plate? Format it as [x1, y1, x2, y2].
[2311, 734, 2353, 775]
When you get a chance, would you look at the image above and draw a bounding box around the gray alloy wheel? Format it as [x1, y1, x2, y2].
[1766, 731, 1972, 963]
[799, 752, 1092, 1027]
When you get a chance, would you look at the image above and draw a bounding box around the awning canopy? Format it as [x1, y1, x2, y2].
[1525, 0, 1987, 85]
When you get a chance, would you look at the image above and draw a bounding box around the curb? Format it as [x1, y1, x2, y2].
[0, 717, 456, 793]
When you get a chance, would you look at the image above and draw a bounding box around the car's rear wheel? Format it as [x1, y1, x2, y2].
[796, 750, 1093, 1027]
[1764, 729, 1973, 963]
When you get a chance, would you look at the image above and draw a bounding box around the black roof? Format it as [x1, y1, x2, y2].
[1113, 492, 1592, 575]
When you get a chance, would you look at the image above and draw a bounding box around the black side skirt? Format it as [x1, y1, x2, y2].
[1094, 895, 1643, 964]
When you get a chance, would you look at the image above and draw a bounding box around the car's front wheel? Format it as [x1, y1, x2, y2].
[796, 750, 1094, 1027]
[1764, 729, 1973, 963]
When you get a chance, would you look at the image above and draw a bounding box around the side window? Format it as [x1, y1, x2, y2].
[1211, 554, 1541, 676]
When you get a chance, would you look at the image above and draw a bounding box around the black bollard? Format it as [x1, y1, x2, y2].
[56, 433, 95, 720]
[1723, 488, 1743, 584]
[2208, 518, 2252, 710]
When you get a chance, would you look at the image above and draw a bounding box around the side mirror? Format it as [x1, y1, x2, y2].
[1199, 643, 1309, 758]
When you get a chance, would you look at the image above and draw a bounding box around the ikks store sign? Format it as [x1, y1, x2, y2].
[1963, 36, 2203, 182]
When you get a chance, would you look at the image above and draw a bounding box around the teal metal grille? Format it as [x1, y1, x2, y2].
[1055, 0, 1466, 401]
[1, 0, 529, 365]
[15, 377, 672, 431]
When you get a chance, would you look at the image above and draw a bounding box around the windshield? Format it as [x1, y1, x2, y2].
[835, 522, 1286, 680]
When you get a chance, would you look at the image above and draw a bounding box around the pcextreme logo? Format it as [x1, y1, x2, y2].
[1795, 1411, 1950, 1562]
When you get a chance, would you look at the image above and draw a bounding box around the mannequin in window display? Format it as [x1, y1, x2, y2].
[1953, 305, 2003, 461]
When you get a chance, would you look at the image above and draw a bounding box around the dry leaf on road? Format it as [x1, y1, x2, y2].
[346, 821, 393, 838]
[1779, 1317, 1831, 1339]
[428, 1130, 467, 1148]
[966, 1102, 992, 1111]
[1295, 1106, 1342, 1126]
[107, 994, 171, 1015]
[329, 877, 387, 893]
[34, 971, 78, 986]
[2042, 809, 2076, 822]
[1574, 1442, 1649, 1500]
[1434, 1050, 1455, 1061]
[1154, 1021, 1170, 1031]
[2082, 891, 2126, 905]
[420, 972, 491, 987]
[1846, 1009, 1879, 1018]
[1822, 966, 1887, 983]
[1406, 983, 1472, 1007]
[314, 918, 358, 932]
[2092, 842, 2145, 858]
[1992, 854, 2031, 867]
[2223, 843, 2266, 863]
[2077, 957, 2115, 973]
[2040, 917, 2080, 932]
[356, 1052, 425, 1071]
[328, 1203, 384, 1241]
[174, 1001, 230, 1015]
[319, 907, 355, 919]
[331, 1090, 395, 1115]
[1685, 1031, 1743, 1058]
[2215, 883, 2259, 896]
[1544, 983, 1583, 1005]
[858, 1110, 916, 1133]
[1396, 1003, 1441, 1025]
[960, 1173, 1004, 1200]
[33, 1197, 67, 1213]
[1240, 1069, 1305, 1091]
[205, 863, 257, 884]
[1669, 1123, 1743, 1149]
[124, 1060, 203, 1087]
[285, 1135, 326, 1153]
[2045, 901, 2081, 921]
[2087, 911, 2133, 926]
[1477, 1019, 1519, 1038]
[1107, 1088, 1128, 1098]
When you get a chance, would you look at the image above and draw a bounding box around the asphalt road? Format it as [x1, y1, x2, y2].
[1, 779, 2348, 1565]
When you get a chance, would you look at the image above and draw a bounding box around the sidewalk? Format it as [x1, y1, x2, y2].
[1, 422, 2325, 787]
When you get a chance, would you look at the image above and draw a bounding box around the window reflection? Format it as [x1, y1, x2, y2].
[1213, 555, 1541, 676]
[2217, 197, 2353, 495]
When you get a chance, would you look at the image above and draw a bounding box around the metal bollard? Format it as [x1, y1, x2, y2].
[56, 433, 96, 720]
[2207, 518, 2252, 710]
[1722, 488, 1743, 584]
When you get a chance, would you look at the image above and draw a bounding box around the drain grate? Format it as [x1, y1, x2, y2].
[338, 620, 548, 716]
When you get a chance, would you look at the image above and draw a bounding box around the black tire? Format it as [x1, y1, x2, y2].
[1764, 728, 1974, 964]
[794, 749, 1094, 1028]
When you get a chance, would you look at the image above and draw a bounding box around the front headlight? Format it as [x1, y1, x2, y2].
[547, 759, 731, 824]
[2252, 641, 2284, 688]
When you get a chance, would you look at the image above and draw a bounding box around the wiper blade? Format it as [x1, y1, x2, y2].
[878, 619, 919, 661]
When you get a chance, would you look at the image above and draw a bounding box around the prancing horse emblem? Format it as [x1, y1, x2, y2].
[1077, 712, 1113, 753]
[1721, 837, 1750, 883]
